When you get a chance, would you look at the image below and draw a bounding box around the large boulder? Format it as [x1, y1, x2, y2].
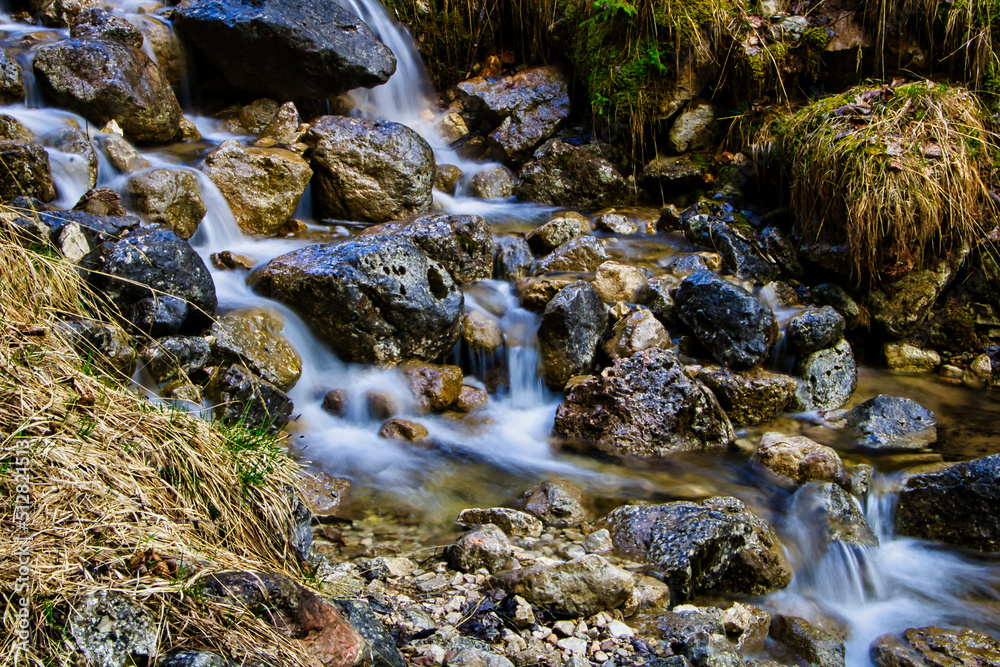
[0, 48, 24, 104]
[895, 454, 1000, 550]
[305, 115, 434, 223]
[249, 235, 463, 365]
[33, 38, 181, 143]
[173, 0, 395, 100]
[517, 140, 631, 209]
[698, 366, 798, 426]
[202, 140, 311, 236]
[674, 270, 778, 370]
[210, 308, 302, 391]
[0, 141, 55, 202]
[871, 627, 1000, 667]
[491, 554, 633, 617]
[126, 169, 207, 239]
[362, 212, 494, 284]
[537, 281, 607, 388]
[553, 348, 735, 459]
[81, 226, 217, 336]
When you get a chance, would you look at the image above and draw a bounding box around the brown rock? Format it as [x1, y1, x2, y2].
[456, 385, 488, 412]
[365, 389, 400, 420]
[401, 361, 463, 414]
[602, 309, 669, 360]
[753, 432, 848, 488]
[322, 389, 348, 417]
[515, 478, 591, 527]
[379, 418, 429, 444]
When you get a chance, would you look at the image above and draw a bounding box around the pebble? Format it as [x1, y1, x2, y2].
[553, 620, 577, 637]
[417, 574, 449, 592]
[606, 620, 634, 639]
[557, 636, 589, 655]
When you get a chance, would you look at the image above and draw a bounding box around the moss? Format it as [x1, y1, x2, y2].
[804, 26, 828, 48]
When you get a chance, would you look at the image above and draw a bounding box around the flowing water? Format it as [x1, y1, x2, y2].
[3, 2, 1000, 663]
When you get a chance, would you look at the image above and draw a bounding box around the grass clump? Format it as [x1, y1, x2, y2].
[770, 80, 997, 282]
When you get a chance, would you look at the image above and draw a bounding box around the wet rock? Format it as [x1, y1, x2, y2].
[0, 48, 24, 104]
[882, 344, 937, 373]
[100, 133, 150, 174]
[515, 478, 591, 528]
[494, 236, 533, 281]
[174, 0, 394, 99]
[42, 127, 97, 191]
[760, 226, 803, 278]
[333, 598, 407, 667]
[593, 260, 648, 302]
[675, 271, 777, 370]
[435, 107, 468, 144]
[456, 66, 570, 165]
[790, 482, 877, 548]
[594, 212, 636, 235]
[684, 215, 778, 282]
[870, 626, 1000, 667]
[457, 508, 543, 537]
[73, 187, 124, 217]
[786, 306, 845, 355]
[467, 164, 516, 199]
[554, 348, 734, 459]
[770, 615, 844, 667]
[455, 385, 487, 411]
[261, 102, 303, 145]
[723, 602, 772, 653]
[636, 275, 677, 323]
[131, 14, 185, 87]
[449, 524, 512, 573]
[379, 418, 429, 444]
[321, 389, 348, 417]
[526, 216, 585, 254]
[211, 251, 254, 271]
[435, 164, 463, 194]
[698, 367, 798, 426]
[463, 310, 503, 353]
[0, 141, 54, 202]
[249, 235, 463, 365]
[536, 235, 607, 274]
[491, 554, 633, 617]
[659, 606, 744, 667]
[306, 115, 434, 223]
[668, 98, 722, 153]
[139, 336, 212, 385]
[69, 591, 156, 667]
[846, 394, 937, 451]
[211, 307, 302, 391]
[793, 338, 858, 410]
[895, 454, 1000, 550]
[10, 205, 136, 253]
[752, 432, 848, 488]
[208, 363, 293, 431]
[55, 319, 136, 378]
[81, 226, 216, 336]
[158, 652, 236, 667]
[126, 169, 207, 239]
[642, 154, 707, 194]
[202, 139, 311, 236]
[71, 7, 142, 47]
[602, 309, 669, 361]
[366, 389, 400, 420]
[869, 253, 964, 337]
[0, 114, 32, 143]
[517, 140, 630, 209]
[362, 212, 494, 284]
[812, 283, 869, 330]
[538, 281, 607, 388]
[33, 38, 181, 143]
[401, 360, 463, 413]
[518, 276, 574, 311]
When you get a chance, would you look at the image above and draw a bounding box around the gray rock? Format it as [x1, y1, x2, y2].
[491, 554, 633, 616]
[448, 524, 512, 573]
[126, 169, 207, 239]
[211, 307, 302, 391]
[467, 164, 516, 199]
[306, 115, 434, 223]
[526, 216, 586, 254]
[10, 205, 138, 255]
[457, 508, 543, 537]
[100, 134, 151, 174]
[770, 615, 844, 667]
[71, 7, 143, 47]
[594, 212, 636, 234]
[538, 281, 607, 387]
[42, 127, 98, 192]
[493, 236, 533, 281]
[70, 591, 156, 667]
[249, 235, 463, 365]
[793, 338, 858, 410]
[536, 235, 607, 274]
[0, 48, 24, 104]
[33, 38, 181, 143]
[174, 0, 396, 100]
[659, 607, 743, 667]
[290, 493, 313, 560]
[895, 454, 1000, 551]
[515, 478, 591, 528]
[786, 306, 846, 355]
[869, 252, 964, 337]
[668, 98, 722, 153]
[602, 308, 669, 361]
[55, 319, 136, 378]
[684, 214, 778, 282]
[446, 648, 516, 667]
[636, 275, 677, 323]
[698, 366, 798, 426]
[870, 626, 1000, 667]
[812, 283, 868, 330]
[0, 141, 54, 202]
[517, 140, 631, 209]
[208, 363, 293, 432]
[845, 394, 937, 451]
[140, 336, 212, 385]
[157, 652, 236, 667]
[675, 271, 778, 370]
[790, 482, 877, 549]
[553, 348, 735, 460]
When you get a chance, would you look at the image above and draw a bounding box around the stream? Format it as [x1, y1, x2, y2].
[2, 0, 1000, 663]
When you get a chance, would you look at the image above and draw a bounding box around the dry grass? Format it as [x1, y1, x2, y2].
[0, 221, 318, 665]
[770, 79, 997, 282]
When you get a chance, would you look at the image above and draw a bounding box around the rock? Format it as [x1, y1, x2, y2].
[69, 591, 156, 667]
[455, 385, 487, 411]
[73, 187, 124, 217]
[9, 205, 136, 253]
[126, 169, 207, 239]
[870, 626, 1000, 667]
[675, 271, 778, 370]
[869, 253, 964, 337]
[81, 226, 216, 336]
[249, 235, 463, 365]
[55, 319, 136, 378]
[202, 139, 311, 236]
[491, 554, 633, 616]
[760, 226, 803, 277]
[812, 283, 869, 330]
[449, 524, 512, 573]
[232, 98, 280, 135]
[362, 212, 494, 284]
[538, 281, 607, 388]
[583, 528, 614, 554]
[158, 652, 236, 667]
[467, 164, 516, 199]
[173, 0, 395, 100]
[211, 251, 254, 271]
[401, 361, 463, 413]
[526, 216, 586, 254]
[435, 108, 468, 144]
[642, 154, 708, 194]
[42, 126, 98, 191]
[211, 307, 302, 391]
[668, 98, 722, 152]
[723, 603, 771, 653]
[698, 367, 797, 426]
[515, 478, 591, 528]
[457, 508, 543, 537]
[846, 395, 937, 451]
[139, 336, 212, 384]
[0, 141, 55, 202]
[447, 648, 516, 667]
[333, 598, 406, 667]
[895, 454, 1000, 550]
[33, 38, 181, 143]
[636, 275, 677, 323]
[790, 482, 877, 548]
[208, 363, 293, 431]
[463, 310, 503, 353]
[594, 212, 636, 234]
[770, 615, 844, 667]
[593, 261, 647, 302]
[306, 115, 434, 223]
[379, 418, 429, 444]
[786, 306, 845, 355]
[517, 140, 631, 209]
[321, 389, 348, 417]
[100, 134, 150, 174]
[435, 164, 463, 194]
[752, 432, 848, 488]
[536, 235, 607, 274]
[554, 348, 734, 459]
[0, 115, 33, 143]
[602, 309, 669, 360]
[365, 390, 400, 420]
[131, 15, 185, 87]
[261, 102, 303, 144]
[71, 8, 143, 47]
[659, 611, 744, 667]
[793, 338, 858, 410]
[494, 236, 533, 281]
[684, 214, 778, 282]
[456, 66, 570, 165]
[518, 277, 574, 311]
[883, 342, 941, 372]
[0, 48, 24, 104]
